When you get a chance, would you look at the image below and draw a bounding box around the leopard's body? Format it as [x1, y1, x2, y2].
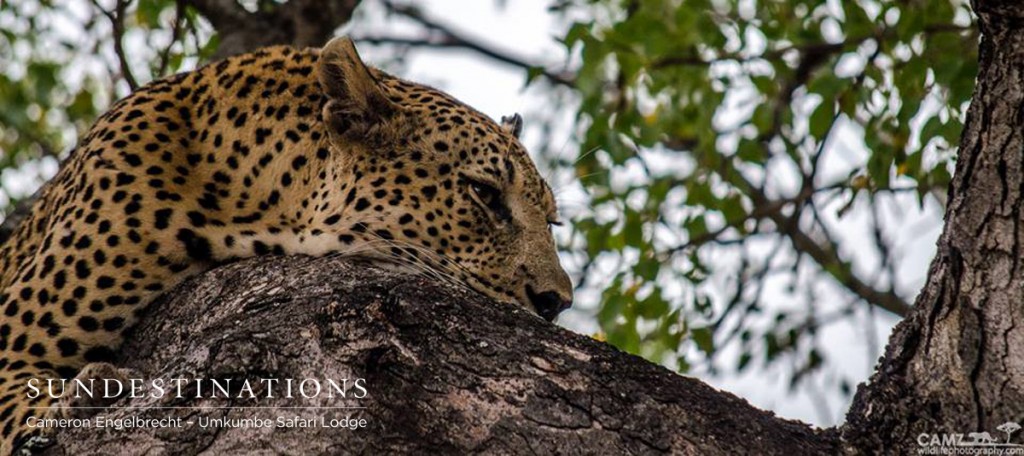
[0, 38, 571, 452]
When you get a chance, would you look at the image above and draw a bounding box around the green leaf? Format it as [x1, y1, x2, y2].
[525, 66, 545, 85]
[809, 101, 834, 139]
[691, 327, 714, 355]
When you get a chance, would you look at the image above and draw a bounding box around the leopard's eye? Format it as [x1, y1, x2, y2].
[470, 181, 502, 209]
[466, 179, 513, 223]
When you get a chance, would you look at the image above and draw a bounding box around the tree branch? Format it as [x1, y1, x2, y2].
[649, 24, 974, 71]
[39, 255, 837, 455]
[663, 174, 912, 317]
[277, 0, 361, 49]
[92, 0, 139, 90]
[187, 0, 251, 30]
[373, 1, 575, 87]
[155, 0, 187, 76]
[736, 173, 912, 317]
[185, 0, 363, 59]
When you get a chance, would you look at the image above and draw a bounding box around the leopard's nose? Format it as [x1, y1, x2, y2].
[527, 286, 572, 322]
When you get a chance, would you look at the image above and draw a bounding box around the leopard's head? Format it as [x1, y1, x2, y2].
[316, 37, 572, 320]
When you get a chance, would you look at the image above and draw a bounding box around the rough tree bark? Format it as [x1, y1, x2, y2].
[39, 256, 835, 455]
[19, 0, 1024, 454]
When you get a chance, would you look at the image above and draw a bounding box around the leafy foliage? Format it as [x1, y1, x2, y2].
[555, 0, 975, 398]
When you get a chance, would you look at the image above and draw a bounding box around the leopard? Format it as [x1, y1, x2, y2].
[0, 37, 573, 453]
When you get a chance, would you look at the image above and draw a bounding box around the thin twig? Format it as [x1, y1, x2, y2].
[93, 0, 139, 90]
[650, 23, 973, 70]
[369, 1, 575, 87]
[156, 0, 187, 76]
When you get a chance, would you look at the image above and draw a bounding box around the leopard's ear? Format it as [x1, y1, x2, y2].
[317, 37, 398, 139]
[500, 113, 523, 139]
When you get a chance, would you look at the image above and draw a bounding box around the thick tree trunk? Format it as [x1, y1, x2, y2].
[840, 1, 1024, 452]
[39, 256, 834, 455]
